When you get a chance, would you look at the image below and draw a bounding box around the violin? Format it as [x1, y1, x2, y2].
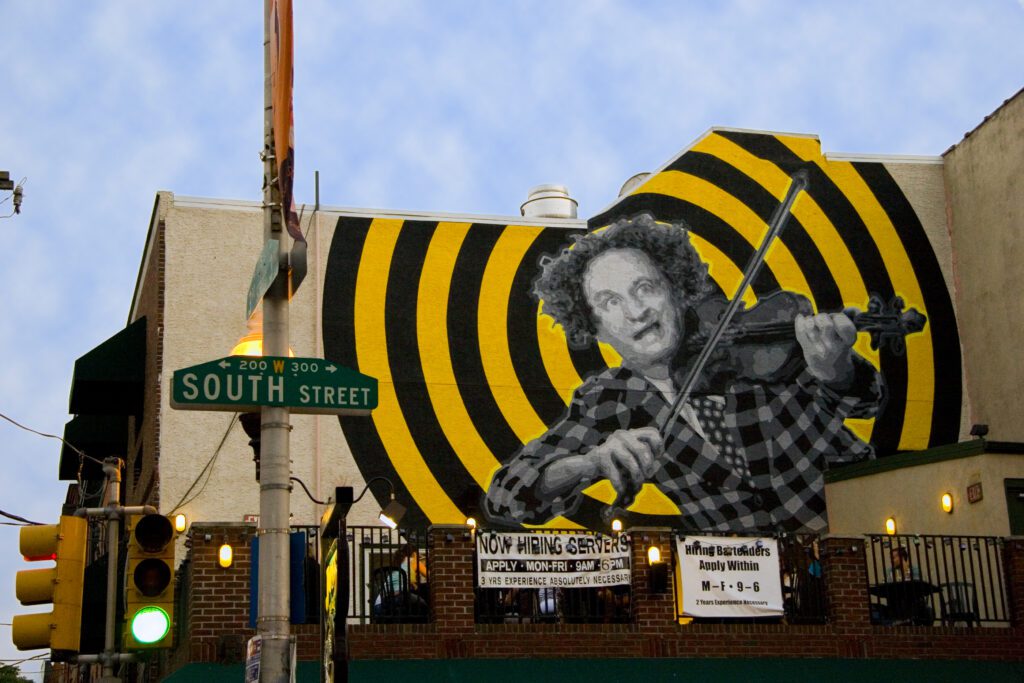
[677, 290, 927, 392]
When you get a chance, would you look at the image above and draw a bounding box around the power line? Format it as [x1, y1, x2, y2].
[0, 410, 104, 467]
[169, 413, 238, 513]
[0, 509, 43, 526]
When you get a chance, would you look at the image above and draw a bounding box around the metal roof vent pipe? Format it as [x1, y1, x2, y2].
[520, 184, 578, 219]
[618, 172, 651, 197]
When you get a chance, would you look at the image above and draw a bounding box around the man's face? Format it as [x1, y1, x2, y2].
[582, 247, 680, 374]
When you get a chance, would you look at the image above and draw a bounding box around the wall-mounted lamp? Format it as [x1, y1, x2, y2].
[941, 492, 954, 513]
[173, 513, 187, 533]
[610, 519, 623, 533]
[465, 517, 477, 529]
[647, 545, 669, 593]
[379, 497, 406, 530]
[218, 543, 233, 568]
[885, 517, 897, 535]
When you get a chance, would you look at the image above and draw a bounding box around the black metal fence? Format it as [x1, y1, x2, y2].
[342, 526, 429, 624]
[864, 534, 1009, 626]
[475, 529, 632, 624]
[331, 527, 1010, 629]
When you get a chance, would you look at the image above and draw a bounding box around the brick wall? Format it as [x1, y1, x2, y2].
[171, 526, 1024, 671]
[346, 531, 1024, 662]
[171, 523, 320, 673]
[128, 208, 165, 508]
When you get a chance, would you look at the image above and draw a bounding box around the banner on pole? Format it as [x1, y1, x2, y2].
[476, 531, 631, 589]
[676, 535, 784, 618]
[269, 0, 302, 245]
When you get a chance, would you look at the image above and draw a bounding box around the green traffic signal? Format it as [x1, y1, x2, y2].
[130, 606, 171, 644]
[123, 514, 177, 649]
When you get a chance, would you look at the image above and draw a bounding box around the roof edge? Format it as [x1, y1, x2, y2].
[825, 439, 1024, 483]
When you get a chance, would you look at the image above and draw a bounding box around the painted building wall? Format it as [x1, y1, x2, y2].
[826, 449, 1024, 536]
[944, 89, 1024, 443]
[138, 127, 968, 538]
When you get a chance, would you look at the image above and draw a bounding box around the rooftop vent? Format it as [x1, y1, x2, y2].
[520, 184, 578, 219]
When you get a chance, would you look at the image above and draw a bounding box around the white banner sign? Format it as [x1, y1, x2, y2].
[677, 535, 784, 618]
[476, 531, 631, 589]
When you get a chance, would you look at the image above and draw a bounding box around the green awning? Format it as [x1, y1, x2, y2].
[58, 414, 129, 481]
[59, 317, 146, 481]
[68, 317, 146, 416]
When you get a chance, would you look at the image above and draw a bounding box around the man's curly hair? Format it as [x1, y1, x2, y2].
[534, 213, 710, 348]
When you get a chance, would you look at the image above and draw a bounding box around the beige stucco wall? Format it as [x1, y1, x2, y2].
[826, 452, 1024, 536]
[944, 90, 1024, 442]
[156, 195, 387, 530]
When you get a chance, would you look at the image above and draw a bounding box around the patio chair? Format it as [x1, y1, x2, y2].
[939, 581, 980, 627]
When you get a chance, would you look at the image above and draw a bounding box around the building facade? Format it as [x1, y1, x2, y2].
[54, 89, 1024, 679]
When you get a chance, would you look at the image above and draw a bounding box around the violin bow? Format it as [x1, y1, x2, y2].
[660, 168, 809, 439]
[602, 168, 809, 524]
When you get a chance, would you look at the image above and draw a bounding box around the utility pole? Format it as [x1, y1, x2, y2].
[259, 0, 293, 679]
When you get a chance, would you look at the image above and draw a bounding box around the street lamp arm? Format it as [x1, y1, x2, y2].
[352, 476, 397, 504]
[289, 476, 326, 505]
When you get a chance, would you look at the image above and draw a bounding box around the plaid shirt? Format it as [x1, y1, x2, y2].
[485, 357, 883, 533]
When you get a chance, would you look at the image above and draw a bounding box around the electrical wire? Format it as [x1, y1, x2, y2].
[0, 509, 42, 525]
[0, 410, 104, 467]
[168, 413, 238, 514]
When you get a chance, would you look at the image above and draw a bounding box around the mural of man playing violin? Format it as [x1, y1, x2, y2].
[484, 212, 885, 533]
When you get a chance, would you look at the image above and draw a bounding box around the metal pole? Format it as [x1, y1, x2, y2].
[261, 1, 292, 680]
[101, 458, 122, 683]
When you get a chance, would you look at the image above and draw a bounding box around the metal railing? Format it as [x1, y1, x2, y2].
[674, 533, 827, 624]
[865, 534, 1009, 626]
[342, 526, 429, 624]
[475, 529, 632, 624]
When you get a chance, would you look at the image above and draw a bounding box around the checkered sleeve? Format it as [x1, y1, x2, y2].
[484, 373, 638, 525]
[783, 353, 886, 467]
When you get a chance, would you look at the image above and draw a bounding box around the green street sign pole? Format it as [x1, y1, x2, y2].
[170, 356, 377, 415]
[246, 239, 281, 320]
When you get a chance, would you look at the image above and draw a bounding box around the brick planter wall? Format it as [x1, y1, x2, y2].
[172, 523, 320, 672]
[172, 525, 1024, 671]
[346, 531, 1024, 662]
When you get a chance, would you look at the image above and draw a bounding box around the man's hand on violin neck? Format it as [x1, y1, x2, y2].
[590, 427, 662, 498]
[794, 312, 857, 388]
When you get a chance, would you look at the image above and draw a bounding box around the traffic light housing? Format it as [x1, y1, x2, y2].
[12, 515, 88, 657]
[123, 514, 177, 649]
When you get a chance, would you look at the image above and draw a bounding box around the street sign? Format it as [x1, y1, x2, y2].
[170, 356, 377, 415]
[246, 239, 280, 319]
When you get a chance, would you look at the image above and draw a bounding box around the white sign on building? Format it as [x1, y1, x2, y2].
[677, 535, 784, 618]
[476, 531, 631, 589]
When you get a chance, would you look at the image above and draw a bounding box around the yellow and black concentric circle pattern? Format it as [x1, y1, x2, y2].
[322, 130, 961, 529]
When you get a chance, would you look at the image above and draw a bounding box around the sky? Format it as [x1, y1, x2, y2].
[1, 0, 1022, 677]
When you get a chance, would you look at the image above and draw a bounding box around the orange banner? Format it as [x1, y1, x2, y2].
[269, 0, 303, 244]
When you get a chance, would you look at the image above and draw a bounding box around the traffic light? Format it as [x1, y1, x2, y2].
[123, 514, 177, 649]
[12, 515, 88, 657]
